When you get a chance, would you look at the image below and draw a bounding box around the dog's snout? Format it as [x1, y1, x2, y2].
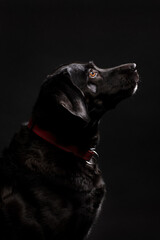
[118, 63, 137, 74]
[107, 63, 137, 75]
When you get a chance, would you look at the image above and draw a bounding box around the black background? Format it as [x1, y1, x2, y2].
[0, 0, 160, 239]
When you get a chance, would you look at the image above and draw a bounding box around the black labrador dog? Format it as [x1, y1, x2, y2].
[0, 61, 139, 240]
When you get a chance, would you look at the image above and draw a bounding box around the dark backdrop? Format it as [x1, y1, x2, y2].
[0, 0, 160, 239]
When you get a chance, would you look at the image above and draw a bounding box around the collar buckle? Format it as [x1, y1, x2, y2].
[86, 148, 99, 165]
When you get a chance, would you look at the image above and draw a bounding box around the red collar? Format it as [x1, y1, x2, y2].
[27, 120, 97, 162]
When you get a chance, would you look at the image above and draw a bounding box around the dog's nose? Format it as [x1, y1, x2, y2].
[130, 63, 137, 71]
[130, 63, 137, 72]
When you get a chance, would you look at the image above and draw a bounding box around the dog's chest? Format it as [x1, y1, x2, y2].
[36, 167, 105, 238]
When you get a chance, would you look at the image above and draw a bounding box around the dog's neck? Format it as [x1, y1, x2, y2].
[28, 119, 99, 162]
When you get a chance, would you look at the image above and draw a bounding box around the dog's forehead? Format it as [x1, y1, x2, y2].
[67, 63, 86, 73]
[59, 62, 98, 73]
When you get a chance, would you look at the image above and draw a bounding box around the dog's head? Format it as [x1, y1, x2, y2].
[32, 61, 139, 147]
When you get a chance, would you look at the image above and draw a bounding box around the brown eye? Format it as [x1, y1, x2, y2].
[89, 70, 98, 78]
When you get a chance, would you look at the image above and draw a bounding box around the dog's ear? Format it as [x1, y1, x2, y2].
[43, 70, 90, 123]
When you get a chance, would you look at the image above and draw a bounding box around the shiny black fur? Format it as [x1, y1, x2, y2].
[0, 61, 139, 239]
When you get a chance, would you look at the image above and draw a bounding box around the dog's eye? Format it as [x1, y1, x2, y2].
[89, 70, 98, 78]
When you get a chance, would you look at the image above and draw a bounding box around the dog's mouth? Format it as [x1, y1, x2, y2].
[133, 83, 138, 94]
[118, 66, 139, 94]
[125, 69, 139, 94]
[132, 69, 139, 94]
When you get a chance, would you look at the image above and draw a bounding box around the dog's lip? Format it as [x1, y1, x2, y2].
[122, 71, 139, 89]
[134, 70, 139, 83]
[133, 84, 138, 94]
